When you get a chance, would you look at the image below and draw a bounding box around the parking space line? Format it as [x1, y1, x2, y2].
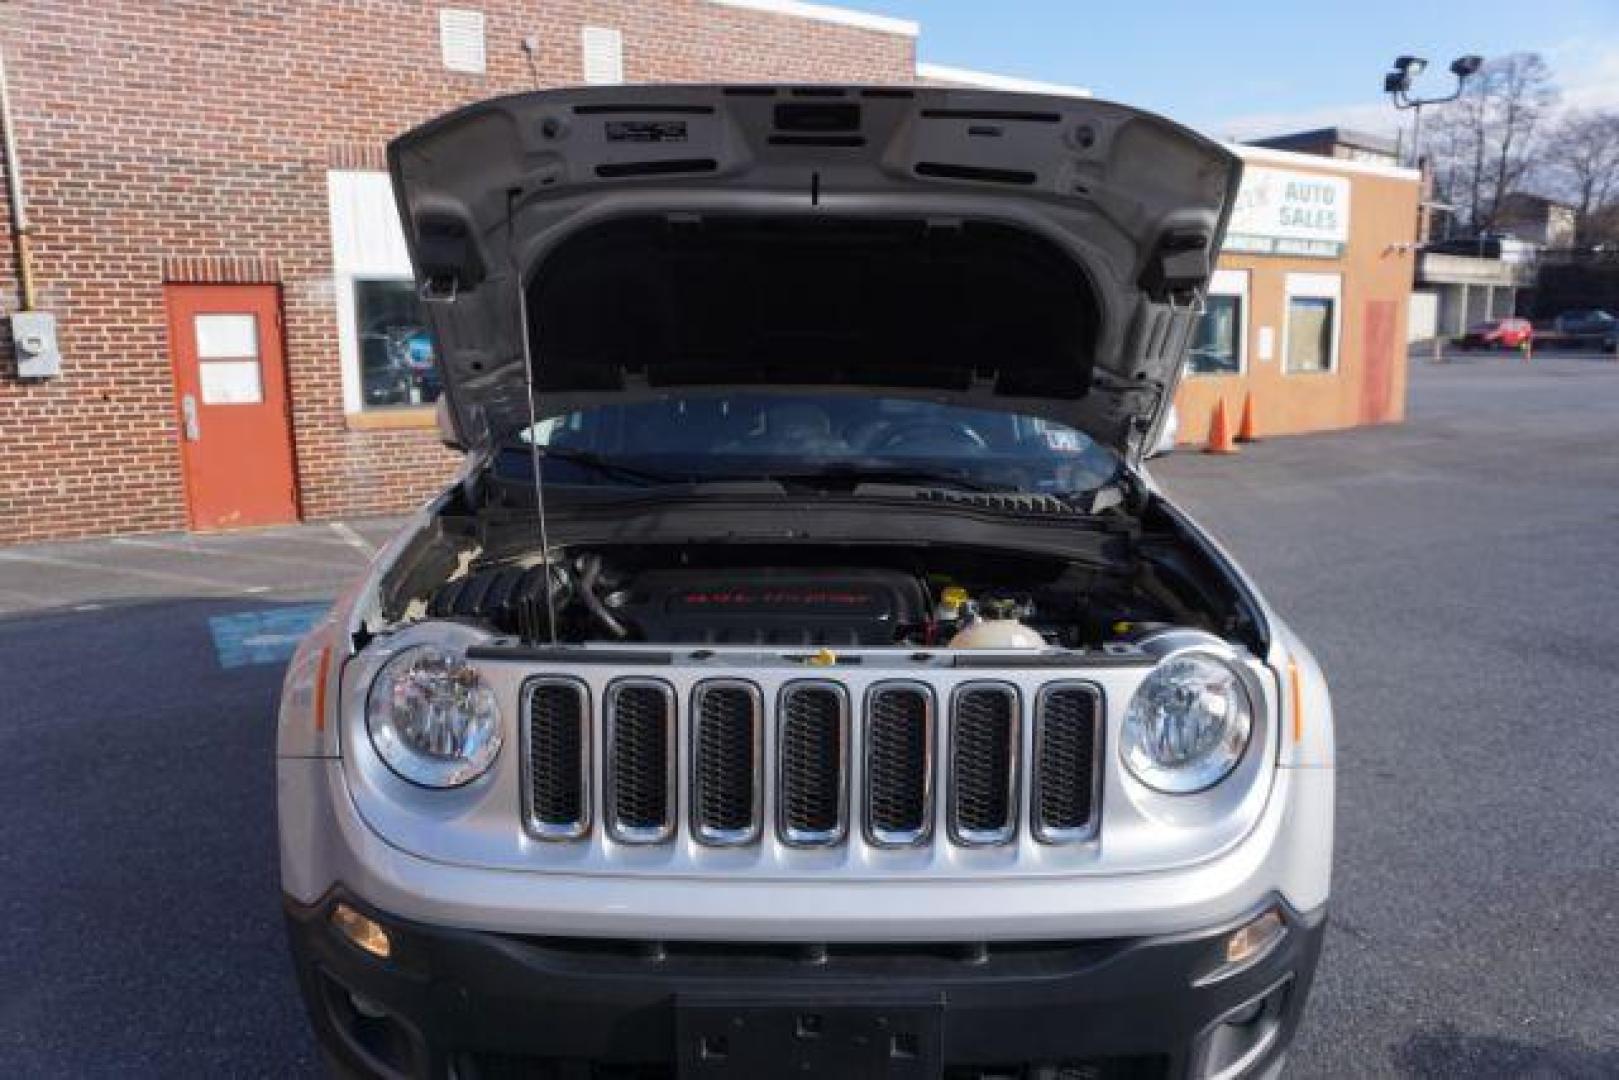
[240, 528, 357, 549]
[0, 551, 275, 595]
[329, 522, 378, 557]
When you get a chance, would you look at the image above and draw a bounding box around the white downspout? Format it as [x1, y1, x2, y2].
[0, 43, 37, 310]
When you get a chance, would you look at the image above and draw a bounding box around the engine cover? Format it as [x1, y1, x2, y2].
[613, 567, 928, 647]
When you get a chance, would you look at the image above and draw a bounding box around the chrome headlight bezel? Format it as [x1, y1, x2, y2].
[363, 630, 502, 789]
[1121, 647, 1256, 795]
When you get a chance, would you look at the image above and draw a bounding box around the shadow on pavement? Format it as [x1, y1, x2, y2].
[0, 596, 324, 1075]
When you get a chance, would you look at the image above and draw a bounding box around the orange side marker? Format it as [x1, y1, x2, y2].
[313, 646, 332, 733]
[1287, 657, 1304, 744]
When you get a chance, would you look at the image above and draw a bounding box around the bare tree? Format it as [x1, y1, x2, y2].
[1427, 52, 1559, 234]
[1429, 75, 1489, 231]
[1543, 111, 1619, 244]
[1580, 202, 1619, 247]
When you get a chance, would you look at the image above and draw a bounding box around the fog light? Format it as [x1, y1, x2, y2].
[331, 902, 392, 959]
[1224, 908, 1285, 967]
[1201, 980, 1291, 1078]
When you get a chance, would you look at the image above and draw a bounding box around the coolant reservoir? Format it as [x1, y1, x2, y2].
[948, 599, 1045, 649]
[935, 584, 970, 623]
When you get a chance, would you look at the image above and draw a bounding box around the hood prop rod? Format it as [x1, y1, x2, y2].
[510, 190, 559, 644]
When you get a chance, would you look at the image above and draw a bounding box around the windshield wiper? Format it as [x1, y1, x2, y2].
[723, 464, 1013, 494]
[527, 447, 693, 486]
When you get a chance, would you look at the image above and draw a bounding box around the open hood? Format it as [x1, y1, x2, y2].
[388, 85, 1241, 458]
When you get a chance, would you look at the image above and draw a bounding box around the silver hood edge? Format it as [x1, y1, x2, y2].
[388, 84, 1242, 459]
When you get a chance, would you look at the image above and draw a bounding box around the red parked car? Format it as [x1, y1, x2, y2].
[1458, 317, 1533, 349]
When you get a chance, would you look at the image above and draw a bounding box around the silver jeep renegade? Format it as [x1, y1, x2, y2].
[278, 84, 1334, 1080]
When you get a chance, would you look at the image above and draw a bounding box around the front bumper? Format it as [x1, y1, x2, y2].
[287, 891, 1325, 1080]
[279, 758, 1333, 942]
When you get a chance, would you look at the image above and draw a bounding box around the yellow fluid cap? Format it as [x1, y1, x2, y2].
[941, 586, 970, 607]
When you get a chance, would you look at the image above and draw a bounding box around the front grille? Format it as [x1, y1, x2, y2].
[1033, 683, 1102, 842]
[777, 681, 848, 846]
[691, 681, 763, 845]
[604, 680, 676, 843]
[865, 682, 934, 846]
[522, 678, 591, 840]
[949, 683, 1019, 845]
[518, 673, 1102, 851]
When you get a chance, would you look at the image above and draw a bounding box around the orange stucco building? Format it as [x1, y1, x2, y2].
[1174, 146, 1422, 444]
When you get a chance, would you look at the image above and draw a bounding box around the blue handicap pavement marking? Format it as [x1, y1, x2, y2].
[209, 603, 330, 669]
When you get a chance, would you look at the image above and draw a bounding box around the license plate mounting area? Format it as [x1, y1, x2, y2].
[676, 993, 944, 1079]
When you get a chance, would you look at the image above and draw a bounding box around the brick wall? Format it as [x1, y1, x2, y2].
[0, 0, 915, 541]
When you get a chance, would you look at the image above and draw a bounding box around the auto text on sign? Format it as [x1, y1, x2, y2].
[1224, 166, 1351, 258]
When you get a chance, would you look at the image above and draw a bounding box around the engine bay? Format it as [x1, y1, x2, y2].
[422, 541, 1210, 651]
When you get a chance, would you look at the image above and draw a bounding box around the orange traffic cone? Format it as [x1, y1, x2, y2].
[1205, 399, 1238, 455]
[1235, 393, 1260, 443]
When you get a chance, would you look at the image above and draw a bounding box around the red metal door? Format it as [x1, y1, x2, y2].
[164, 284, 299, 530]
[1360, 299, 1397, 425]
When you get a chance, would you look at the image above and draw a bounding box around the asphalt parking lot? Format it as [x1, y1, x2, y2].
[3, 352, 1618, 1077]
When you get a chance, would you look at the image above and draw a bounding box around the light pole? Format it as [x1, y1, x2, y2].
[1384, 54, 1483, 169]
[1385, 55, 1483, 361]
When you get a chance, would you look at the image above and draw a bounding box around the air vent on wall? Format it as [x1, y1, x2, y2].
[582, 26, 624, 85]
[438, 8, 486, 74]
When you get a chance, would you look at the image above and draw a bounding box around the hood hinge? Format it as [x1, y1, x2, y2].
[1123, 382, 1166, 459]
[420, 275, 461, 304]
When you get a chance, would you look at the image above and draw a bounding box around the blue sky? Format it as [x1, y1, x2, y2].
[850, 0, 1619, 138]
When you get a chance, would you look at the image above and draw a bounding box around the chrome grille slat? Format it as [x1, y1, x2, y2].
[777, 681, 848, 846]
[521, 677, 590, 840]
[1032, 683, 1102, 843]
[691, 680, 763, 845]
[949, 682, 1020, 846]
[604, 679, 676, 843]
[864, 682, 934, 847]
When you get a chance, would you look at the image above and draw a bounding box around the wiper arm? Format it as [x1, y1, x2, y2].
[531, 447, 691, 486]
[521, 453, 1023, 494]
[736, 465, 1011, 494]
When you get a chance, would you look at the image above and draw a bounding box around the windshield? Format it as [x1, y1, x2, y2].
[498, 393, 1122, 495]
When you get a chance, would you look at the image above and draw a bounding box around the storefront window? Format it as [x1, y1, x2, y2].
[356, 279, 441, 409]
[1285, 296, 1336, 373]
[1188, 294, 1243, 375]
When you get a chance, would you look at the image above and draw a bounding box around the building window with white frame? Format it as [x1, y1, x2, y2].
[328, 170, 444, 414]
[1187, 269, 1247, 376]
[1283, 272, 1342, 374]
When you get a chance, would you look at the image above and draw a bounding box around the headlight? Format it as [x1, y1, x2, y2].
[366, 644, 501, 787]
[1121, 652, 1253, 793]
